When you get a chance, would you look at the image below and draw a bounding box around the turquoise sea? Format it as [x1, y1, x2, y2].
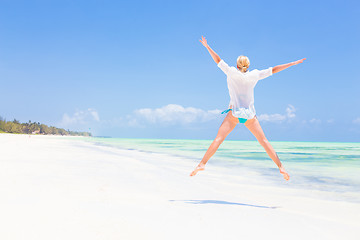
[81, 137, 360, 203]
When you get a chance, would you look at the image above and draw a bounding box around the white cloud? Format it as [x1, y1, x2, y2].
[286, 105, 296, 118]
[309, 118, 321, 124]
[327, 119, 335, 124]
[257, 104, 296, 123]
[352, 117, 360, 124]
[133, 104, 221, 125]
[127, 117, 143, 127]
[89, 110, 100, 122]
[61, 108, 100, 126]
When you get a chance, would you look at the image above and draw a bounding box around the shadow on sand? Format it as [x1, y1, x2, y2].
[169, 200, 279, 209]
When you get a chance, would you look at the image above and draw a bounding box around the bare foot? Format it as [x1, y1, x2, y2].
[279, 167, 290, 181]
[190, 164, 205, 176]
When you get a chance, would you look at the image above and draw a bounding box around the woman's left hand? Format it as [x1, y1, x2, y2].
[199, 36, 209, 48]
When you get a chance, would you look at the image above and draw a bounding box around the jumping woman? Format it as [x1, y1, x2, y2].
[190, 36, 306, 180]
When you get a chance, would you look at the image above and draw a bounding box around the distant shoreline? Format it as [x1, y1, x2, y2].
[86, 135, 360, 144]
[0, 117, 91, 137]
[0, 132, 92, 138]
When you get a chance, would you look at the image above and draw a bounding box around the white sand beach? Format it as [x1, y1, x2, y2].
[0, 134, 359, 240]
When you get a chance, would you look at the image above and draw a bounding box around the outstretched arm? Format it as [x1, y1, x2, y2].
[199, 36, 221, 64]
[272, 58, 306, 74]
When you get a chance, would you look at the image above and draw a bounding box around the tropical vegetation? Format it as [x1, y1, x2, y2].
[0, 117, 91, 136]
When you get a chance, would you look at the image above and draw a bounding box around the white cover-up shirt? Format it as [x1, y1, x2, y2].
[217, 59, 273, 119]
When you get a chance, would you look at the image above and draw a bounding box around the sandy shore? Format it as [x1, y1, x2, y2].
[0, 134, 359, 240]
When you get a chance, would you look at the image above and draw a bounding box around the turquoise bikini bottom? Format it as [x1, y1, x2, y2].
[221, 109, 248, 123]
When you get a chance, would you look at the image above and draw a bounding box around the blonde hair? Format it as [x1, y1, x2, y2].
[237, 55, 250, 72]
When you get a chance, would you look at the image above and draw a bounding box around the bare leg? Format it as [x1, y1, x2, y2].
[190, 112, 238, 176]
[245, 117, 290, 181]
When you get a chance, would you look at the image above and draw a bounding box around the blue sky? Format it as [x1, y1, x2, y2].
[0, 0, 359, 142]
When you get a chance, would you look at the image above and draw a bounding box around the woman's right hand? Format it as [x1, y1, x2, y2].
[293, 58, 306, 65]
[199, 36, 209, 48]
